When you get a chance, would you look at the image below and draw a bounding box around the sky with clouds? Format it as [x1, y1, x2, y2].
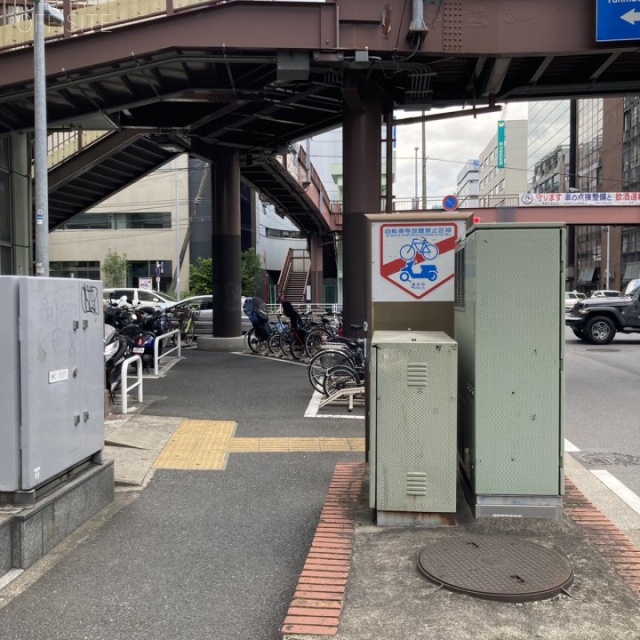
[309, 102, 529, 205]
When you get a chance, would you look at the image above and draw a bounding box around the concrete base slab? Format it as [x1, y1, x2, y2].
[197, 335, 246, 352]
[9, 461, 114, 570]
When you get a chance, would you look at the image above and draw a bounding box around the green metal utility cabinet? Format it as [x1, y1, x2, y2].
[454, 223, 565, 520]
[369, 330, 458, 526]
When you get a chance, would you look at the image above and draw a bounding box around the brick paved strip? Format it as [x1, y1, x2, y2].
[281, 624, 339, 636]
[281, 462, 365, 638]
[564, 477, 640, 599]
[290, 599, 342, 609]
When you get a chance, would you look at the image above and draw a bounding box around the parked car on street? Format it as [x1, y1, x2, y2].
[103, 288, 176, 313]
[165, 295, 251, 335]
[590, 290, 621, 298]
[564, 291, 587, 312]
[565, 279, 640, 344]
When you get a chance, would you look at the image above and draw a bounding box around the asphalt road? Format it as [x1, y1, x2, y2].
[1, 335, 639, 640]
[564, 326, 640, 496]
[0, 352, 365, 640]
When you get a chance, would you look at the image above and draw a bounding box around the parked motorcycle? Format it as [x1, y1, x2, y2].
[105, 296, 167, 371]
[104, 323, 129, 401]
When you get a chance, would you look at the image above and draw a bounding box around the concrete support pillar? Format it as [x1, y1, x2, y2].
[211, 148, 242, 337]
[309, 234, 324, 304]
[10, 134, 31, 275]
[342, 82, 383, 331]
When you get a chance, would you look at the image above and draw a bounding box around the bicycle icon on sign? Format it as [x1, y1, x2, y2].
[399, 237, 439, 261]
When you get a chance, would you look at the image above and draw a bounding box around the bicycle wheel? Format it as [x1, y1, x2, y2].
[307, 349, 351, 394]
[305, 328, 332, 358]
[182, 317, 196, 346]
[268, 331, 283, 355]
[323, 365, 360, 397]
[289, 331, 307, 361]
[247, 328, 265, 354]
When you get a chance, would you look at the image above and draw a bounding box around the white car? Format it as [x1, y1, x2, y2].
[165, 295, 251, 335]
[103, 287, 176, 313]
[590, 290, 621, 298]
[564, 291, 586, 312]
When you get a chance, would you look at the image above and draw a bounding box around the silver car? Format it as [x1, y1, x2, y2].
[167, 295, 251, 335]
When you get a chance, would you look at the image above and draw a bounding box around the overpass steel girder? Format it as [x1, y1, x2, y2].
[1, 0, 640, 237]
[474, 207, 640, 226]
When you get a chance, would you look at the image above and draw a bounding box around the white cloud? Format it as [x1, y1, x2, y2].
[394, 103, 529, 202]
[308, 102, 529, 205]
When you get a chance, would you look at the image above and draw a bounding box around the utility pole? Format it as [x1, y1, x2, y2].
[421, 112, 427, 209]
[414, 146, 419, 206]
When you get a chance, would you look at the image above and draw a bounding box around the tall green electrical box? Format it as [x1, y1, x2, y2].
[454, 223, 565, 520]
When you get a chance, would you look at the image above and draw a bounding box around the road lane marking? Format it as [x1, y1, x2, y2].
[590, 469, 640, 517]
[565, 439, 580, 452]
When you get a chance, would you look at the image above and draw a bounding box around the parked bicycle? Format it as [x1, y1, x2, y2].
[307, 324, 367, 395]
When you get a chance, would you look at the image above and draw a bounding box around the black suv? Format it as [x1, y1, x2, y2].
[566, 279, 640, 344]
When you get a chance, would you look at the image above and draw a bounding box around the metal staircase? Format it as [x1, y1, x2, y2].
[278, 249, 309, 303]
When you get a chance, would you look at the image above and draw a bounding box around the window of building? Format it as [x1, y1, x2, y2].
[50, 261, 101, 280]
[265, 227, 304, 239]
[61, 212, 171, 230]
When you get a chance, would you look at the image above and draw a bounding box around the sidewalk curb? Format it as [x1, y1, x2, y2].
[281, 463, 366, 638]
[281, 464, 640, 639]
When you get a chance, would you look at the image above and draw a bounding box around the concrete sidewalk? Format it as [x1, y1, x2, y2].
[101, 407, 640, 640]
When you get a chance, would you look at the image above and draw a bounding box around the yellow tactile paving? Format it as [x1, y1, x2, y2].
[227, 437, 364, 453]
[154, 420, 236, 470]
[154, 420, 365, 471]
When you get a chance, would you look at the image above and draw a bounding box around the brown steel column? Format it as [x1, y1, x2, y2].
[309, 234, 324, 304]
[211, 148, 242, 336]
[342, 83, 383, 331]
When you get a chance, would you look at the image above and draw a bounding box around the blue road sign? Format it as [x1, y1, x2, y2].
[597, 0, 640, 42]
[442, 194, 459, 211]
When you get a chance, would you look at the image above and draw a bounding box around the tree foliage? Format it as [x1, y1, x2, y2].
[189, 257, 213, 296]
[241, 248, 263, 297]
[188, 250, 263, 297]
[102, 249, 127, 287]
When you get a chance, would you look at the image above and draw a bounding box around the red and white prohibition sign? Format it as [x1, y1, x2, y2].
[377, 222, 458, 300]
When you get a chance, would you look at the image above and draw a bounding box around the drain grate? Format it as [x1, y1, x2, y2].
[417, 535, 573, 602]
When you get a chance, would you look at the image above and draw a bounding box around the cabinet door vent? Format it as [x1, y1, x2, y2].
[407, 363, 428, 386]
[406, 472, 428, 496]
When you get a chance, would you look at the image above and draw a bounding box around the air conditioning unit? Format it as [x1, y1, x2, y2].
[369, 331, 458, 525]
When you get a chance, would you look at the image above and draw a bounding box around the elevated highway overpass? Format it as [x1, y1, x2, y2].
[1, 0, 640, 332]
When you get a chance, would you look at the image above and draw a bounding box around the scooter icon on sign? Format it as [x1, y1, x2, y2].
[399, 260, 438, 282]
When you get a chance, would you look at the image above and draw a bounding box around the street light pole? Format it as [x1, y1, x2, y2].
[33, 0, 49, 276]
[414, 146, 419, 204]
[421, 112, 427, 209]
[605, 225, 610, 289]
[33, 1, 63, 277]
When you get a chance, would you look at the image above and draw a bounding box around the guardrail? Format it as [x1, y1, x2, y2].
[120, 354, 143, 414]
[153, 327, 181, 376]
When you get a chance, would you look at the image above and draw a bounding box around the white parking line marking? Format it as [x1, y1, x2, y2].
[590, 469, 640, 517]
[565, 439, 580, 452]
[304, 390, 323, 418]
[304, 390, 365, 420]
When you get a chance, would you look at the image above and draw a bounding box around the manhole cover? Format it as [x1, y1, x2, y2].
[579, 452, 640, 467]
[417, 535, 573, 602]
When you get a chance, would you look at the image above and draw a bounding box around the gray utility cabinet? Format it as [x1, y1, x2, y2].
[369, 331, 458, 517]
[0, 276, 104, 495]
[454, 223, 565, 519]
